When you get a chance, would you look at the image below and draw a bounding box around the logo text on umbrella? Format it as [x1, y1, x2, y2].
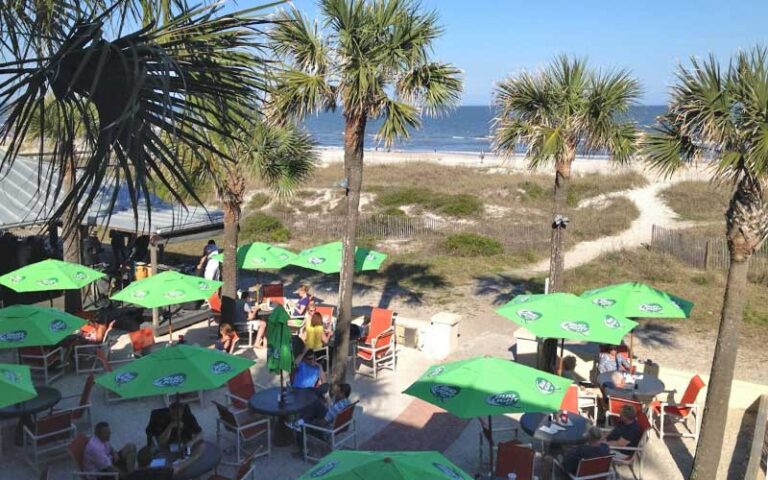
[0, 330, 27, 343]
[639, 303, 663, 313]
[153, 373, 187, 388]
[430, 385, 461, 402]
[210, 361, 232, 375]
[310, 460, 338, 477]
[516, 309, 541, 323]
[486, 391, 520, 407]
[561, 321, 590, 335]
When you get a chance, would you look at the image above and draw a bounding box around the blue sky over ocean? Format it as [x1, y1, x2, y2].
[242, 0, 768, 105]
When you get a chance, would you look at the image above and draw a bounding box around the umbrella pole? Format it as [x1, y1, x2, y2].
[168, 306, 173, 342]
[175, 391, 182, 448]
[558, 339, 565, 375]
[488, 415, 494, 475]
[629, 333, 634, 369]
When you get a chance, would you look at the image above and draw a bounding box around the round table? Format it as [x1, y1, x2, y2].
[156, 441, 221, 480]
[249, 387, 318, 447]
[0, 386, 62, 446]
[520, 412, 591, 452]
[597, 371, 665, 403]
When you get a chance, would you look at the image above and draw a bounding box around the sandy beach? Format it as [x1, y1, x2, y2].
[315, 146, 712, 181]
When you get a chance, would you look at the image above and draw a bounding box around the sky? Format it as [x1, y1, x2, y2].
[243, 0, 768, 105]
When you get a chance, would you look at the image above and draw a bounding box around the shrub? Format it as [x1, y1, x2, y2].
[441, 233, 503, 257]
[247, 192, 271, 210]
[376, 187, 482, 217]
[240, 213, 291, 243]
[380, 206, 406, 216]
[518, 181, 547, 202]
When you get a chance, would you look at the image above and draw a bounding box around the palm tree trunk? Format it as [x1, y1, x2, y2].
[220, 174, 243, 327]
[539, 149, 574, 372]
[331, 112, 367, 384]
[691, 176, 767, 479]
[62, 149, 82, 313]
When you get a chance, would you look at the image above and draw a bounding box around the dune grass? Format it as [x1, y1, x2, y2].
[660, 180, 730, 222]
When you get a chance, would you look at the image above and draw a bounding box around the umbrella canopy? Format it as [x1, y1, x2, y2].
[0, 363, 37, 408]
[580, 282, 694, 319]
[266, 306, 294, 374]
[0, 305, 86, 349]
[403, 356, 572, 419]
[110, 271, 222, 309]
[299, 450, 473, 480]
[0, 259, 105, 292]
[95, 344, 254, 399]
[495, 293, 637, 345]
[291, 241, 387, 274]
[209, 242, 296, 270]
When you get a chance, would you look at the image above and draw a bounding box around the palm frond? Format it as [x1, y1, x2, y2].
[396, 62, 462, 116]
[271, 6, 329, 74]
[375, 98, 420, 147]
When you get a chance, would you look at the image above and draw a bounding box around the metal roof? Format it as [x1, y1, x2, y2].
[0, 155, 223, 236]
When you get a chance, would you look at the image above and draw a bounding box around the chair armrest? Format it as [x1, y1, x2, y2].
[239, 417, 269, 430]
[659, 401, 700, 409]
[303, 422, 334, 435]
[225, 392, 249, 407]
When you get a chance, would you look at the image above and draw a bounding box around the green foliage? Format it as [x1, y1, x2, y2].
[240, 213, 291, 243]
[691, 274, 713, 286]
[380, 206, 406, 217]
[247, 193, 271, 211]
[441, 234, 503, 257]
[377, 188, 482, 217]
[660, 181, 729, 222]
[518, 181, 547, 202]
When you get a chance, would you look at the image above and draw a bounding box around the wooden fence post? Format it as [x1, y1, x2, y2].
[704, 240, 711, 270]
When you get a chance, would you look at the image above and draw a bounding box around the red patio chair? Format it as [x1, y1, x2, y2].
[19, 346, 65, 384]
[608, 411, 651, 479]
[477, 417, 519, 474]
[494, 440, 536, 480]
[213, 401, 270, 463]
[74, 320, 117, 375]
[209, 453, 256, 480]
[359, 307, 394, 345]
[23, 411, 76, 473]
[262, 284, 285, 305]
[129, 327, 155, 357]
[226, 370, 262, 411]
[604, 397, 643, 427]
[651, 374, 705, 442]
[555, 455, 615, 480]
[50, 374, 94, 430]
[561, 384, 598, 420]
[355, 329, 396, 379]
[302, 402, 359, 462]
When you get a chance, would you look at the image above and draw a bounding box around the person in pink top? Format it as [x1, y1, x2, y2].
[83, 422, 137, 479]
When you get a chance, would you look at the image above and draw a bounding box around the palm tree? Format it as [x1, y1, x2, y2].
[0, 1, 276, 309]
[492, 56, 640, 371]
[205, 120, 317, 325]
[268, 0, 462, 382]
[643, 47, 768, 479]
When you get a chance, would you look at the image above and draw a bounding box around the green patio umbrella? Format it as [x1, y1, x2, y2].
[266, 306, 294, 376]
[0, 259, 105, 292]
[0, 364, 37, 408]
[291, 241, 387, 274]
[0, 305, 86, 349]
[110, 271, 222, 339]
[581, 282, 694, 366]
[209, 242, 296, 270]
[495, 293, 638, 346]
[94, 344, 254, 400]
[404, 356, 571, 470]
[580, 282, 693, 319]
[299, 450, 474, 480]
[110, 271, 222, 309]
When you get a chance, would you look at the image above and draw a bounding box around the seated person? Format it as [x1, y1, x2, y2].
[214, 323, 238, 354]
[145, 403, 202, 449]
[84, 422, 137, 479]
[126, 446, 183, 480]
[604, 405, 643, 459]
[562, 427, 610, 474]
[561, 355, 578, 381]
[286, 383, 352, 433]
[244, 289, 267, 348]
[288, 285, 312, 317]
[598, 345, 630, 374]
[300, 312, 331, 353]
[61, 320, 115, 362]
[291, 349, 328, 396]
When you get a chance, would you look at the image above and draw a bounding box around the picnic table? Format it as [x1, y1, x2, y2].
[249, 387, 318, 447]
[597, 371, 665, 403]
[520, 412, 591, 453]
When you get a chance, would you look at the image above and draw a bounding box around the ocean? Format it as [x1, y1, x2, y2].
[302, 105, 666, 154]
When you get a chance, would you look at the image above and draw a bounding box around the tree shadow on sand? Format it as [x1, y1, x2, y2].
[359, 262, 449, 309]
[632, 321, 677, 348]
[473, 274, 546, 306]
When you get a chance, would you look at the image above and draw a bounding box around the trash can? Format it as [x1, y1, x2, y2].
[642, 360, 660, 378]
[427, 313, 460, 360]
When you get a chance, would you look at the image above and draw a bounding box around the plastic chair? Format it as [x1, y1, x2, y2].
[19, 346, 65, 385]
[226, 370, 264, 411]
[129, 327, 156, 357]
[359, 307, 394, 345]
[303, 402, 359, 462]
[23, 411, 76, 473]
[491, 440, 537, 480]
[208, 454, 256, 480]
[74, 320, 117, 375]
[652, 374, 705, 442]
[213, 401, 270, 463]
[604, 397, 643, 427]
[555, 455, 615, 480]
[355, 329, 396, 379]
[207, 291, 223, 337]
[50, 374, 94, 431]
[69, 432, 119, 479]
[561, 384, 598, 420]
[477, 417, 520, 474]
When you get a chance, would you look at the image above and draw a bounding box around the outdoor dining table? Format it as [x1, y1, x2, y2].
[0, 386, 61, 447]
[153, 440, 221, 480]
[597, 371, 665, 403]
[520, 412, 591, 453]
[248, 387, 318, 447]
